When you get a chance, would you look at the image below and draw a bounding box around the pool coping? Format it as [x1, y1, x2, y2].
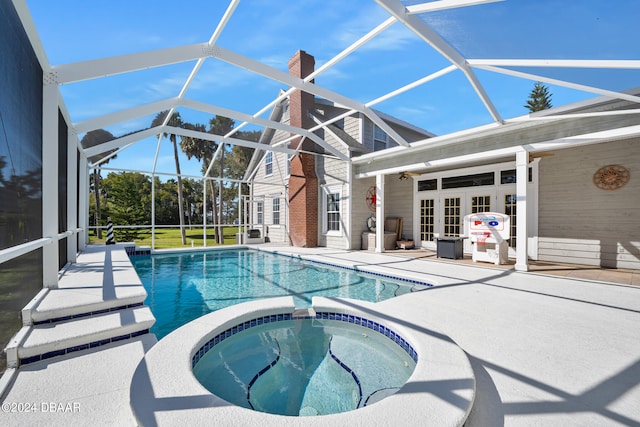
[130, 296, 475, 426]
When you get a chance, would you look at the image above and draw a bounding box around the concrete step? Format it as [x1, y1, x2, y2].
[5, 306, 155, 367]
[21, 244, 148, 325]
[24, 287, 148, 326]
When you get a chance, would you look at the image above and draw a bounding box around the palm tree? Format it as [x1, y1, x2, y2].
[180, 121, 221, 243]
[208, 116, 235, 244]
[181, 117, 234, 244]
[152, 111, 187, 245]
[80, 129, 117, 239]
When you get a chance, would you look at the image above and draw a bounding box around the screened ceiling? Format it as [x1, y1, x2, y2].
[23, 0, 640, 177]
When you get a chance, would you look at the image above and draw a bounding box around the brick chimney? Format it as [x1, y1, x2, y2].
[288, 50, 318, 247]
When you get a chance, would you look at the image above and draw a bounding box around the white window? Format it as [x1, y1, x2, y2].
[272, 197, 280, 225]
[256, 201, 263, 224]
[374, 125, 389, 151]
[323, 185, 341, 234]
[265, 152, 273, 176]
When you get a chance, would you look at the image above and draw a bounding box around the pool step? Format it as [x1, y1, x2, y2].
[4, 244, 156, 369]
[5, 305, 155, 367]
[21, 244, 148, 326]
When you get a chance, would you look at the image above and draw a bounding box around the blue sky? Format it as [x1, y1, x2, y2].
[26, 0, 640, 178]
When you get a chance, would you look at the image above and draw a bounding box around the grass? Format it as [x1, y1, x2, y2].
[88, 226, 241, 249]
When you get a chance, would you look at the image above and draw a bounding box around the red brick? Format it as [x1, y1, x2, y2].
[287, 51, 318, 247]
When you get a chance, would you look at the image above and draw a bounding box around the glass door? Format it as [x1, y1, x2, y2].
[442, 196, 462, 237]
[419, 198, 435, 247]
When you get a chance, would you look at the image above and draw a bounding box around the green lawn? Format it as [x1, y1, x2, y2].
[88, 226, 240, 249]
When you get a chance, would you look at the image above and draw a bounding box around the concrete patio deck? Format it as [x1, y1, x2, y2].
[1, 244, 639, 426]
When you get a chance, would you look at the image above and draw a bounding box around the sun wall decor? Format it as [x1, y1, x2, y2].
[593, 165, 630, 190]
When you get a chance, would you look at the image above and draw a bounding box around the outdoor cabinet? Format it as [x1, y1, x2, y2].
[436, 237, 464, 259]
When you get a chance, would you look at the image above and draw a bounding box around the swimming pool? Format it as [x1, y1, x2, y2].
[192, 316, 417, 416]
[130, 248, 431, 339]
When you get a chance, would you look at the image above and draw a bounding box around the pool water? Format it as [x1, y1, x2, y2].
[192, 318, 416, 416]
[131, 249, 429, 339]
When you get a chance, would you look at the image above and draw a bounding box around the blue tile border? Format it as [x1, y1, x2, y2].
[328, 336, 363, 407]
[246, 339, 281, 410]
[19, 328, 150, 366]
[191, 312, 418, 369]
[32, 302, 144, 325]
[254, 248, 433, 289]
[125, 246, 151, 256]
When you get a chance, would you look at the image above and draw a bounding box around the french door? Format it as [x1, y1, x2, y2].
[418, 191, 498, 249]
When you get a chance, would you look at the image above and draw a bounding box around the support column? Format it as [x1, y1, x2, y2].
[78, 153, 89, 251]
[151, 174, 156, 250]
[42, 73, 59, 288]
[515, 149, 529, 271]
[67, 130, 78, 263]
[375, 174, 385, 253]
[203, 178, 207, 246]
[344, 160, 353, 250]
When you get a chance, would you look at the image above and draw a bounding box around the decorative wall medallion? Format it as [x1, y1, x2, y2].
[593, 165, 630, 190]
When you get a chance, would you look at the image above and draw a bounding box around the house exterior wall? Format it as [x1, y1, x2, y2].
[351, 176, 376, 249]
[384, 176, 414, 241]
[361, 117, 428, 151]
[344, 114, 362, 142]
[316, 155, 349, 248]
[538, 138, 639, 269]
[249, 124, 290, 244]
[315, 105, 362, 143]
[361, 120, 376, 152]
[350, 175, 414, 249]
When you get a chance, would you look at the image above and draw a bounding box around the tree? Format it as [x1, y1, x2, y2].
[101, 172, 151, 240]
[179, 121, 220, 241]
[153, 178, 180, 225]
[80, 129, 117, 239]
[209, 117, 235, 243]
[152, 111, 187, 245]
[524, 82, 553, 112]
[179, 117, 256, 243]
[181, 178, 203, 226]
[226, 130, 257, 223]
[180, 116, 235, 243]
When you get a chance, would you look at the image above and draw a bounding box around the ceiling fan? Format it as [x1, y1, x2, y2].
[398, 171, 420, 181]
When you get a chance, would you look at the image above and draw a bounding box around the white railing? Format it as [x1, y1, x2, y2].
[0, 228, 83, 266]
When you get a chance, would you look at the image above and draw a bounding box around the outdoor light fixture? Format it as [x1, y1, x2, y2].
[399, 171, 419, 181]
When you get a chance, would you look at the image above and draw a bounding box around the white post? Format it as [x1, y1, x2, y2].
[203, 178, 207, 247]
[345, 159, 352, 250]
[237, 182, 242, 230]
[67, 130, 78, 263]
[42, 73, 59, 288]
[515, 149, 529, 271]
[151, 174, 156, 250]
[375, 174, 385, 253]
[78, 153, 89, 250]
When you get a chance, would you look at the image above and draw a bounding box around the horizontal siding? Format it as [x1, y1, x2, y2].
[351, 177, 376, 249]
[344, 114, 361, 141]
[383, 176, 414, 240]
[265, 225, 288, 244]
[538, 139, 640, 269]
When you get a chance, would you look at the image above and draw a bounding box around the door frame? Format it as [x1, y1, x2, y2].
[413, 161, 538, 258]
